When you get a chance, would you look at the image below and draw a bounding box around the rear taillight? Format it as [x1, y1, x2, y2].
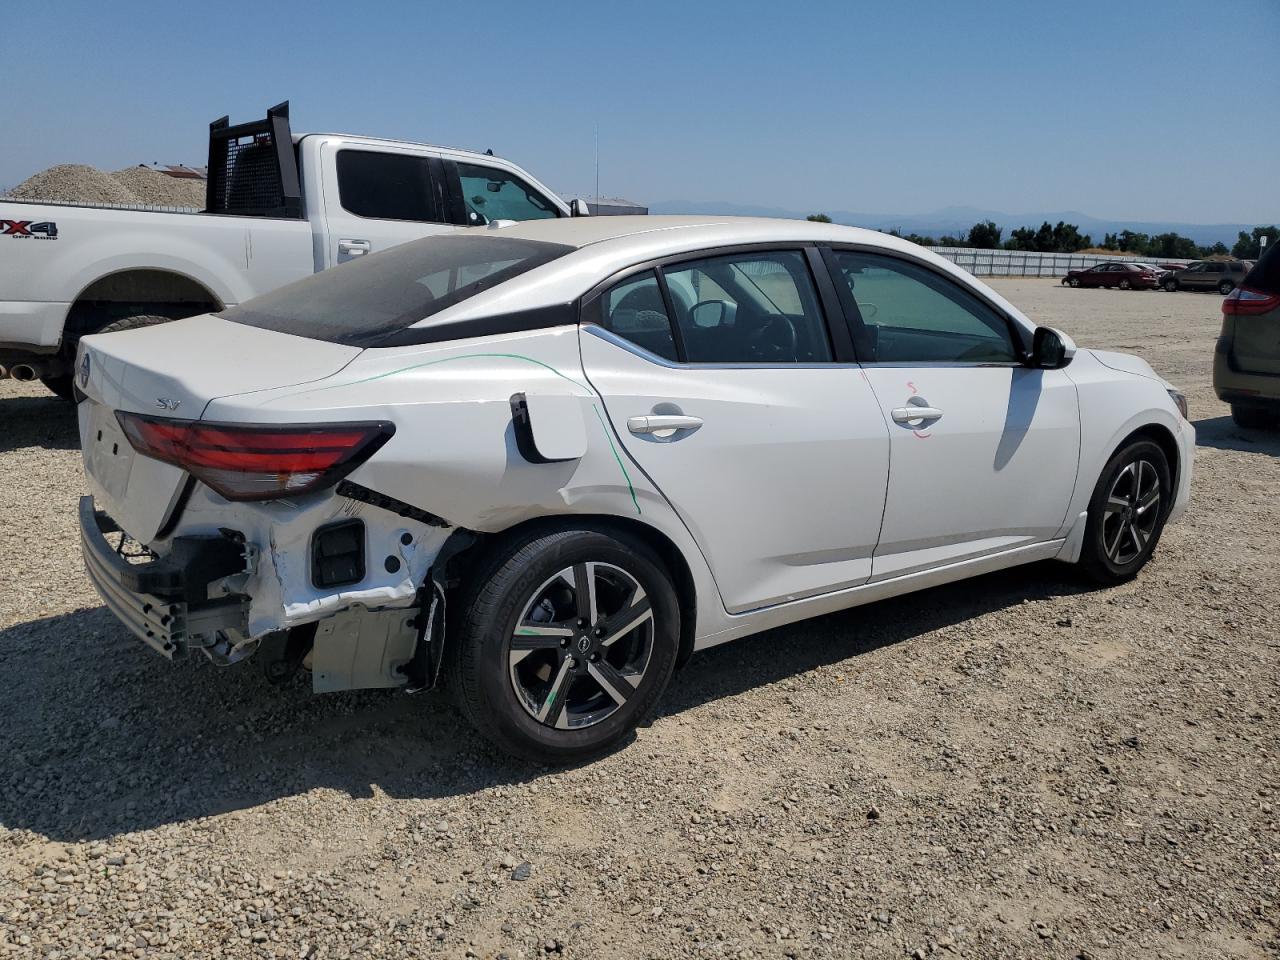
[116, 414, 394, 501]
[1223, 286, 1280, 316]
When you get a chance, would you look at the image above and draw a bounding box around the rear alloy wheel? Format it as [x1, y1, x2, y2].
[1231, 404, 1274, 430]
[448, 527, 679, 764]
[1119, 279, 1132, 290]
[1078, 439, 1171, 584]
[1163, 279, 1178, 292]
[1218, 280, 1235, 296]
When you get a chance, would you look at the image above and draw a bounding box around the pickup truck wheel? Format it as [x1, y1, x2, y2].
[39, 375, 76, 400]
[41, 314, 174, 400]
[96, 314, 174, 335]
[447, 527, 680, 764]
[1078, 439, 1171, 586]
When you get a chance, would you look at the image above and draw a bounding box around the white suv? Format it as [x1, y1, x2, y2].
[76, 217, 1194, 762]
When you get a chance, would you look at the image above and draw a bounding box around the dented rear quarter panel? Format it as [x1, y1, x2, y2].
[198, 325, 729, 641]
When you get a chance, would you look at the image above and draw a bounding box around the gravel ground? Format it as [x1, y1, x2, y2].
[1, 280, 1276, 960]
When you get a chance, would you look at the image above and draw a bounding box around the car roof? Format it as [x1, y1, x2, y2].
[403, 216, 1039, 340]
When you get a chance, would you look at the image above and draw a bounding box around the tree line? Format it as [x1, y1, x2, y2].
[806, 214, 1277, 259]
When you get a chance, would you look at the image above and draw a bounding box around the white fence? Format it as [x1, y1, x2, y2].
[932, 247, 1188, 278]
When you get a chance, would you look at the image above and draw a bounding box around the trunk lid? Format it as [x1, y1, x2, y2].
[77, 315, 361, 542]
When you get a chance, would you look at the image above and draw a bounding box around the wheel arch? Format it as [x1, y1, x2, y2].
[1113, 421, 1181, 500]
[64, 267, 224, 340]
[437, 514, 699, 670]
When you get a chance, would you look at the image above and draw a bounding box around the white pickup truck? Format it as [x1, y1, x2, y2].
[0, 102, 584, 398]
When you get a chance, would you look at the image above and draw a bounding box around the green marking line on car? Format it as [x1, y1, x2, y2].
[262, 352, 590, 403]
[592, 403, 641, 515]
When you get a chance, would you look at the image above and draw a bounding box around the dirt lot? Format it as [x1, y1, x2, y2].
[1, 280, 1276, 960]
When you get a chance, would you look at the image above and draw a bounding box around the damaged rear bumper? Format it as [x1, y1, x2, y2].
[79, 495, 249, 658]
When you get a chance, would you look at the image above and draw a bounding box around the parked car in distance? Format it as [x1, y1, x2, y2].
[1214, 241, 1280, 428]
[0, 101, 584, 399]
[1162, 260, 1249, 294]
[75, 217, 1194, 763]
[1062, 262, 1160, 289]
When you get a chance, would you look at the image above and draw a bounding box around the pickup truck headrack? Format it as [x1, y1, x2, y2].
[206, 101, 304, 219]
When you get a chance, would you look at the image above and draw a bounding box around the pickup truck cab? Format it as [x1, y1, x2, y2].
[0, 102, 580, 397]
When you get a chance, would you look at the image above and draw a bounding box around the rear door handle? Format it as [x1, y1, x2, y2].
[337, 239, 371, 257]
[627, 414, 703, 435]
[891, 406, 943, 423]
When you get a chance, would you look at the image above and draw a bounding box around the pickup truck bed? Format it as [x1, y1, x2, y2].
[0, 102, 574, 396]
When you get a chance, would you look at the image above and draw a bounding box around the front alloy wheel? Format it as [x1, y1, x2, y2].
[1079, 439, 1171, 584]
[448, 527, 679, 764]
[1100, 459, 1160, 565]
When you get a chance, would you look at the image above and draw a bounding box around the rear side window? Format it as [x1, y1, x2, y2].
[663, 251, 833, 363]
[457, 163, 560, 225]
[337, 150, 441, 222]
[223, 234, 572, 347]
[1245, 243, 1280, 295]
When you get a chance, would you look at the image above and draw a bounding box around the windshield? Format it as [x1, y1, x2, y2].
[223, 234, 573, 347]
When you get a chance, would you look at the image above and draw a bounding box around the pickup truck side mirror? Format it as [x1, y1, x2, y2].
[1031, 326, 1076, 369]
[569, 198, 592, 217]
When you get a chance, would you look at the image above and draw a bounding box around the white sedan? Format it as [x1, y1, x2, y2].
[76, 217, 1194, 762]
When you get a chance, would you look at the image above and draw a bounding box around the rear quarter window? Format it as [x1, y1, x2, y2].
[221, 234, 572, 347]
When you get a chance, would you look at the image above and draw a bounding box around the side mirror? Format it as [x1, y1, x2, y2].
[569, 198, 592, 217]
[690, 300, 728, 328]
[1031, 326, 1076, 369]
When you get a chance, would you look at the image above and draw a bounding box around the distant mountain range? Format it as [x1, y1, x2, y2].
[647, 200, 1267, 249]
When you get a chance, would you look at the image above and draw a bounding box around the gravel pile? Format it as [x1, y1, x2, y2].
[3, 163, 204, 208]
[0, 282, 1276, 958]
[110, 166, 206, 208]
[4, 164, 138, 205]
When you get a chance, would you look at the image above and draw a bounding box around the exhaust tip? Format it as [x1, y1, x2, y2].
[10, 364, 39, 382]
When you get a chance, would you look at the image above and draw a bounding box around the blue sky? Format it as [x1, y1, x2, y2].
[3, 0, 1277, 224]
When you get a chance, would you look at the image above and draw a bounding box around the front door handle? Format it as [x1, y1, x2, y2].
[337, 239, 371, 258]
[627, 414, 703, 435]
[891, 405, 944, 424]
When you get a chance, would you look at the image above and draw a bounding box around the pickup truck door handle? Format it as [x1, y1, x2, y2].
[337, 239, 371, 257]
[891, 405, 944, 424]
[627, 414, 703, 435]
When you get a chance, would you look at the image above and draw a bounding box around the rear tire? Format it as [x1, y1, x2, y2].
[42, 314, 174, 401]
[1119, 279, 1132, 290]
[447, 526, 680, 764]
[1231, 404, 1274, 429]
[1078, 439, 1171, 585]
[96, 314, 174, 336]
[1163, 279, 1178, 292]
[39, 375, 76, 400]
[1218, 280, 1235, 295]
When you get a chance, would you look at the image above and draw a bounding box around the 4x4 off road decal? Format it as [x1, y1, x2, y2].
[1, 220, 58, 239]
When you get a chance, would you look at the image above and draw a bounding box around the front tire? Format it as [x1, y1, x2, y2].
[1218, 280, 1235, 296]
[448, 527, 680, 764]
[1078, 439, 1171, 585]
[1067, 277, 1080, 287]
[1163, 279, 1178, 292]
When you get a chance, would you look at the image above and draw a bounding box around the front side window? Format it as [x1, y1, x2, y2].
[457, 163, 560, 224]
[662, 251, 833, 363]
[830, 251, 1018, 364]
[336, 150, 440, 222]
[600, 271, 678, 361]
